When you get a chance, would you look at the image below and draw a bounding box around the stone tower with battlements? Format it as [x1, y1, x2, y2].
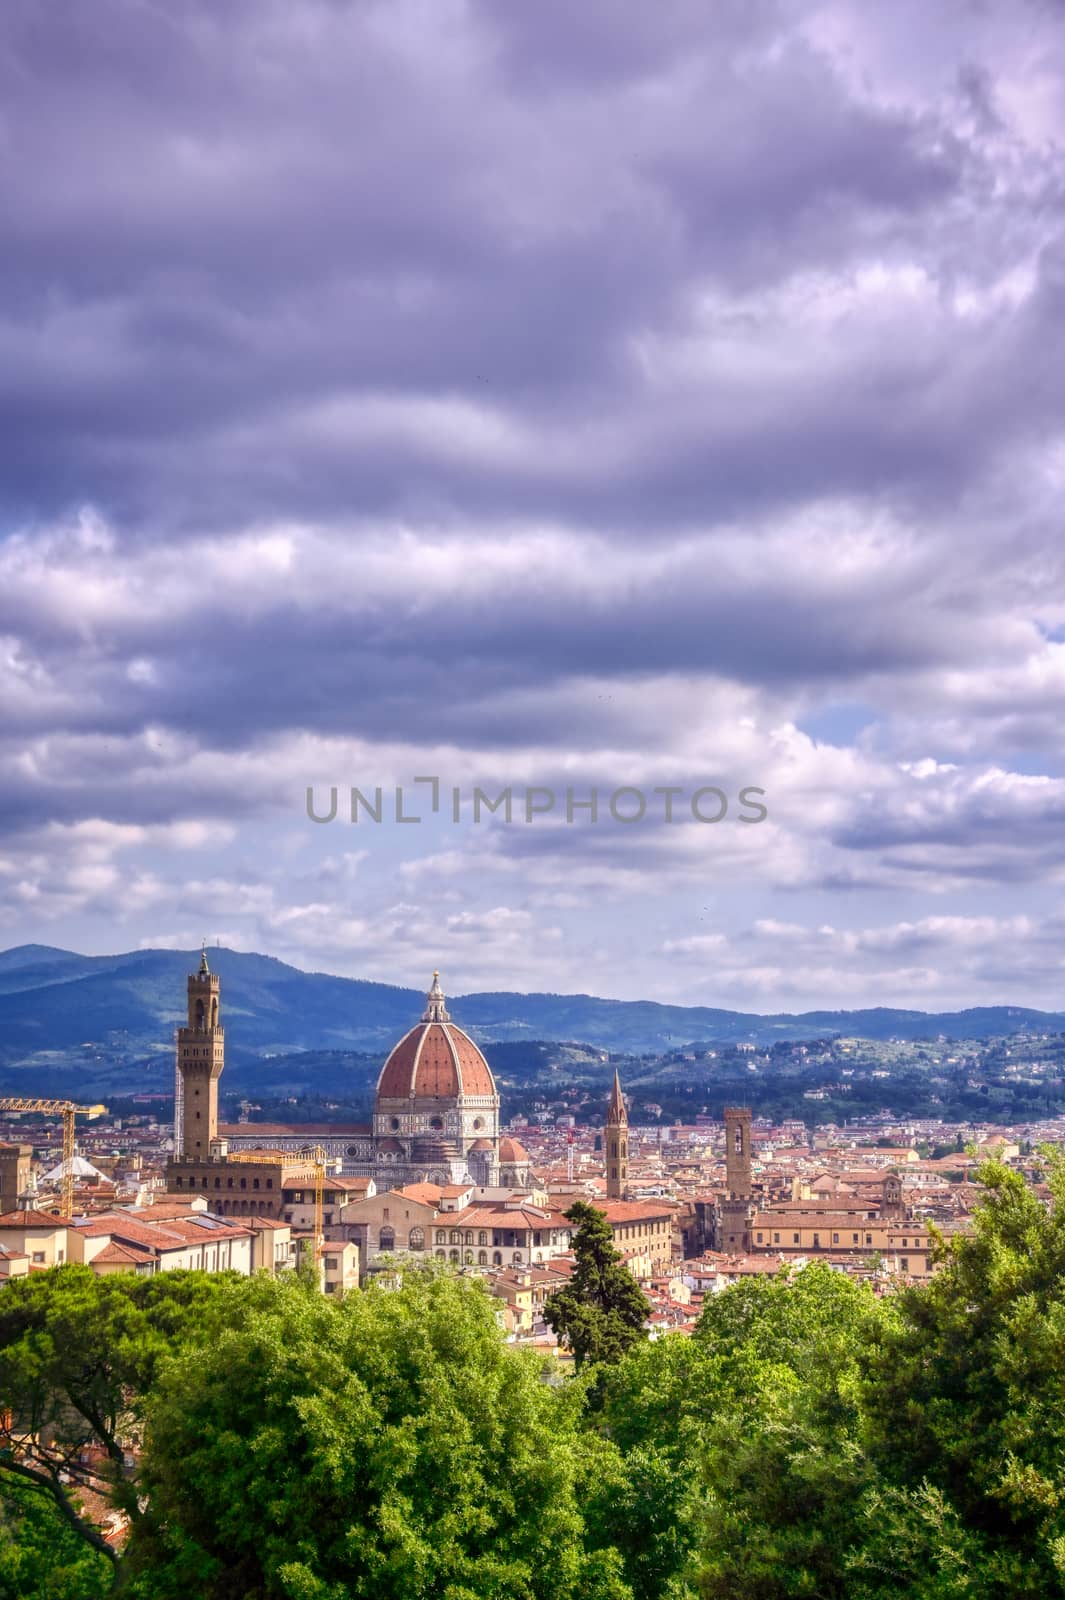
[176, 945, 224, 1161]
[605, 1069, 628, 1200]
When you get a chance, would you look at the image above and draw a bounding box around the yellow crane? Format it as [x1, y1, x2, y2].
[0, 1098, 107, 1218]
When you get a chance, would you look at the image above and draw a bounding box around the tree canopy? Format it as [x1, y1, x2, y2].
[3, 1160, 1065, 1599]
[544, 1202, 651, 1369]
[131, 1266, 630, 1600]
[0, 1263, 237, 1575]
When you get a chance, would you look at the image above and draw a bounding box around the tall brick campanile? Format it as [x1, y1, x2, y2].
[717, 1105, 755, 1253]
[605, 1069, 628, 1200]
[724, 1105, 753, 1199]
[176, 945, 224, 1160]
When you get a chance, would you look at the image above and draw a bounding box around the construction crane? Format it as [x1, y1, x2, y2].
[0, 1098, 108, 1218]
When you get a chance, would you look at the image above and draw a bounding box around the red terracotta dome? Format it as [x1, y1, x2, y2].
[498, 1135, 529, 1164]
[376, 974, 497, 1101]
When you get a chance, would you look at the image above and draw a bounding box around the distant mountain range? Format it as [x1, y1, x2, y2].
[1, 943, 1064, 1102]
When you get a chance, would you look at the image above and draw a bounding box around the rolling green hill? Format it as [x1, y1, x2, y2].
[1, 943, 1062, 1099]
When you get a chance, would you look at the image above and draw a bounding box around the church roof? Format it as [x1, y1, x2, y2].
[499, 1136, 529, 1164]
[376, 975, 496, 1100]
[606, 1069, 628, 1125]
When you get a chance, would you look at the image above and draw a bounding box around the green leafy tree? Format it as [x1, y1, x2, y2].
[685, 1265, 887, 1600]
[129, 1267, 631, 1600]
[0, 1480, 111, 1600]
[0, 1263, 238, 1581]
[544, 1203, 650, 1369]
[590, 1334, 719, 1600]
[863, 1156, 1065, 1597]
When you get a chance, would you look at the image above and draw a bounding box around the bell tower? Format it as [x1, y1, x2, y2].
[717, 1105, 755, 1253]
[176, 944, 224, 1160]
[605, 1069, 628, 1200]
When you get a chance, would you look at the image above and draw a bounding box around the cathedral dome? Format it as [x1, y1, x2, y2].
[376, 973, 496, 1101]
[498, 1136, 529, 1164]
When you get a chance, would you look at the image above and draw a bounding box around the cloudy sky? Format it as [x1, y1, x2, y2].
[3, 0, 1065, 1011]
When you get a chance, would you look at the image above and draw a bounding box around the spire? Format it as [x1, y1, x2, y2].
[422, 970, 451, 1023]
[199, 938, 210, 976]
[607, 1068, 627, 1125]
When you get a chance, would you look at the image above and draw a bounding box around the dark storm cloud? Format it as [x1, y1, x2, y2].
[4, 0, 1065, 998]
[0, 0, 1019, 533]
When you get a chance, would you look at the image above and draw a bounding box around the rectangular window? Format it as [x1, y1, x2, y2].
[832, 1233, 839, 1244]
[756, 1232, 763, 1242]
[793, 1233, 800, 1244]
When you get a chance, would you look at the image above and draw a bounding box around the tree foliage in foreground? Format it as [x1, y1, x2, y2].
[5, 1160, 1065, 1599]
[131, 1267, 629, 1600]
[0, 1480, 110, 1600]
[0, 1263, 237, 1576]
[544, 1201, 651, 1369]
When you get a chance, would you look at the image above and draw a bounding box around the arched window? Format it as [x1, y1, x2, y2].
[195, 998, 205, 1027]
[464, 1230, 473, 1246]
[492, 1252, 502, 1265]
[478, 1230, 488, 1246]
[449, 1249, 460, 1262]
[464, 1251, 474, 1264]
[409, 1227, 425, 1251]
[478, 1250, 487, 1265]
[175, 1176, 183, 1188]
[429, 1116, 443, 1130]
[379, 1226, 395, 1251]
[240, 1177, 247, 1190]
[450, 1229, 460, 1245]
[512, 1251, 523, 1265]
[436, 1248, 446, 1259]
[210, 998, 218, 1026]
[214, 1177, 220, 1188]
[610, 1141, 617, 1158]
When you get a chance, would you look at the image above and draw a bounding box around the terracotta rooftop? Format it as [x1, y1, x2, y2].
[91, 1240, 152, 1266]
[391, 1182, 445, 1206]
[0, 1208, 72, 1227]
[598, 1200, 678, 1222]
